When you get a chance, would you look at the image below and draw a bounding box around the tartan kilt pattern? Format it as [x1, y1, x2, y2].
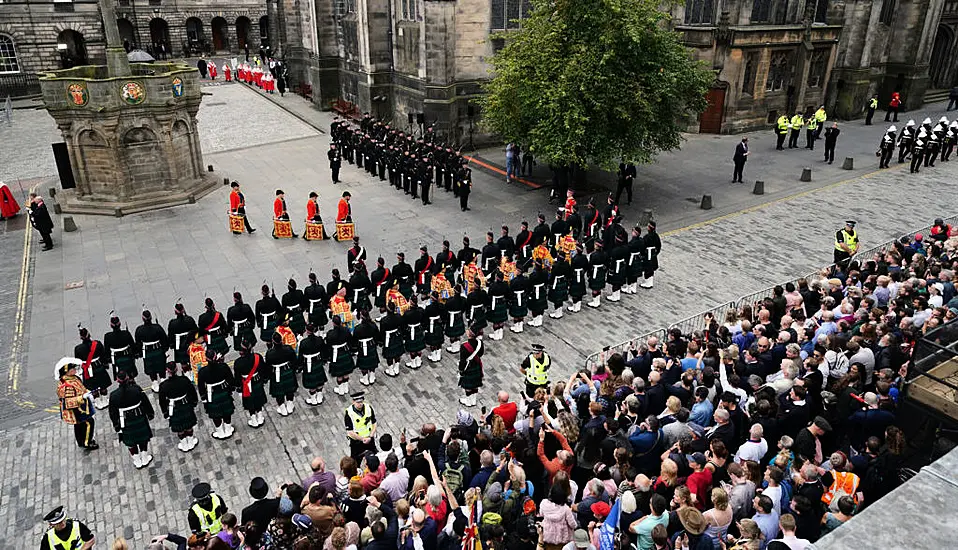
[204, 388, 235, 419]
[508, 301, 528, 319]
[168, 403, 198, 432]
[88, 365, 112, 391]
[269, 367, 299, 397]
[353, 295, 372, 313]
[470, 307, 487, 330]
[374, 289, 388, 309]
[487, 298, 508, 324]
[328, 354, 355, 378]
[209, 335, 230, 356]
[382, 332, 405, 359]
[405, 328, 426, 353]
[445, 314, 465, 338]
[356, 350, 380, 371]
[548, 279, 569, 304]
[569, 275, 587, 298]
[458, 363, 483, 390]
[260, 320, 279, 343]
[288, 314, 307, 335]
[301, 362, 329, 389]
[627, 259, 644, 281]
[529, 288, 548, 314]
[173, 347, 189, 365]
[242, 383, 268, 411]
[143, 348, 167, 377]
[114, 355, 136, 376]
[425, 320, 444, 347]
[588, 267, 607, 291]
[607, 267, 626, 287]
[119, 415, 153, 447]
[233, 329, 256, 352]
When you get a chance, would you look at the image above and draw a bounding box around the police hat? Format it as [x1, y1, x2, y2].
[350, 391, 366, 402]
[192, 482, 212, 500]
[845, 220, 856, 227]
[531, 343, 545, 352]
[249, 477, 269, 499]
[44, 506, 66, 524]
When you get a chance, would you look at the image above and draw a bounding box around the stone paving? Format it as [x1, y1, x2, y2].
[2, 81, 958, 545]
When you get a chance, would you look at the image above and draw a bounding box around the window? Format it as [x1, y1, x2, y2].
[742, 52, 757, 96]
[807, 50, 827, 88]
[765, 51, 790, 92]
[685, 0, 714, 24]
[491, 0, 532, 31]
[751, 0, 771, 23]
[879, 0, 896, 24]
[0, 34, 19, 73]
[814, 0, 829, 23]
[345, 0, 355, 12]
[401, 0, 419, 21]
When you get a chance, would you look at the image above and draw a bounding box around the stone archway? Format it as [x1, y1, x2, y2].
[236, 16, 251, 51]
[150, 18, 170, 55]
[211, 17, 229, 52]
[259, 15, 270, 49]
[121, 127, 170, 194]
[929, 24, 955, 89]
[57, 30, 88, 69]
[186, 17, 205, 49]
[117, 19, 136, 51]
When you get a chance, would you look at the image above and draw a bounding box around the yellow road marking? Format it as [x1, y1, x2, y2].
[7, 187, 34, 397]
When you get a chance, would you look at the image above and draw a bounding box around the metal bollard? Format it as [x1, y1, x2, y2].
[62, 216, 78, 232]
[700, 195, 713, 210]
[842, 157, 854, 170]
[800, 168, 812, 182]
[753, 180, 765, 195]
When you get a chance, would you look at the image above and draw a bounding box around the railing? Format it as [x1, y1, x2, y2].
[584, 213, 958, 369]
[0, 73, 41, 98]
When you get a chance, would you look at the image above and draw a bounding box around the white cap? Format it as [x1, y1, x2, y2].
[907, 119, 915, 126]
[918, 130, 927, 138]
[923, 117, 932, 125]
[951, 121, 958, 128]
[887, 125, 897, 133]
[941, 116, 949, 123]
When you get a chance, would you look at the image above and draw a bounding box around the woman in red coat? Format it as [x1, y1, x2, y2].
[0, 182, 20, 219]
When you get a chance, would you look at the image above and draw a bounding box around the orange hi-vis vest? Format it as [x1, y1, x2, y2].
[822, 471, 861, 506]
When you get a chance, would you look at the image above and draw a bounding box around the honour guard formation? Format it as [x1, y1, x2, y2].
[56, 196, 663, 469]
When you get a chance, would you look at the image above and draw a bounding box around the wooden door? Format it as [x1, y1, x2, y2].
[699, 87, 726, 134]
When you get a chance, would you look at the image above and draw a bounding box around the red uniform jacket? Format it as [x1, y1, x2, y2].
[337, 199, 350, 222]
[274, 197, 286, 219]
[229, 190, 244, 212]
[306, 200, 319, 220]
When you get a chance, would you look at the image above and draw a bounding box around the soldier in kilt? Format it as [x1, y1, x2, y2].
[326, 315, 356, 396]
[349, 261, 373, 315]
[528, 262, 549, 328]
[587, 240, 609, 308]
[74, 327, 111, 410]
[104, 315, 138, 380]
[444, 285, 467, 353]
[167, 303, 198, 375]
[508, 267, 529, 334]
[424, 291, 446, 363]
[393, 252, 415, 299]
[197, 349, 237, 440]
[135, 310, 169, 394]
[198, 298, 230, 357]
[466, 278, 488, 335]
[304, 272, 330, 331]
[568, 244, 589, 313]
[624, 225, 645, 295]
[282, 279, 307, 336]
[234, 340, 268, 427]
[228, 292, 257, 352]
[458, 326, 484, 407]
[379, 302, 404, 377]
[266, 332, 299, 417]
[403, 296, 426, 370]
[548, 252, 571, 319]
[297, 323, 327, 405]
[255, 284, 283, 343]
[606, 231, 629, 303]
[370, 257, 392, 320]
[158, 362, 199, 452]
[486, 272, 510, 341]
[352, 311, 380, 386]
[108, 370, 156, 469]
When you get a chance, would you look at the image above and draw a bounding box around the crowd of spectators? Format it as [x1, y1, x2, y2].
[119, 219, 958, 550]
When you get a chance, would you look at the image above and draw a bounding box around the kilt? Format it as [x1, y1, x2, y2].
[356, 349, 380, 371]
[328, 346, 355, 378]
[87, 364, 112, 391]
[487, 296, 508, 324]
[204, 388, 235, 419]
[458, 364, 483, 390]
[382, 330, 404, 359]
[425, 318, 444, 347]
[113, 354, 136, 377]
[208, 334, 230, 356]
[168, 402, 198, 433]
[607, 267, 626, 287]
[242, 382, 268, 411]
[119, 414, 152, 447]
[405, 324, 426, 353]
[445, 312, 466, 338]
[529, 286, 548, 314]
[627, 255, 644, 282]
[508, 299, 528, 319]
[269, 365, 299, 397]
[548, 277, 569, 305]
[399, 283, 414, 299]
[353, 294, 372, 313]
[374, 288, 388, 309]
[288, 312, 307, 335]
[143, 348, 167, 377]
[588, 266, 607, 291]
[173, 347, 189, 365]
[260, 319, 279, 343]
[233, 329, 256, 352]
[301, 358, 328, 389]
[469, 305, 487, 330]
[569, 273, 587, 298]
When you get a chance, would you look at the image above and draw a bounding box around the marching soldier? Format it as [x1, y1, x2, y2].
[273, 189, 298, 239]
[266, 331, 299, 416]
[188, 482, 228, 535]
[255, 285, 283, 343]
[927, 122, 942, 167]
[640, 220, 662, 289]
[415, 246, 435, 297]
[104, 315, 137, 380]
[40, 506, 96, 550]
[228, 181, 256, 234]
[158, 361, 199, 451]
[73, 327, 111, 410]
[456, 163, 472, 211]
[297, 323, 328, 402]
[487, 272, 510, 341]
[282, 279, 308, 336]
[607, 231, 629, 302]
[445, 284, 467, 354]
[345, 391, 377, 460]
[944, 120, 958, 161]
[56, 358, 98, 450]
[326, 315, 355, 395]
[897, 119, 916, 163]
[878, 126, 896, 169]
[393, 252, 415, 299]
[481, 232, 501, 275]
[625, 225, 645, 294]
[347, 236, 367, 274]
[548, 251, 570, 318]
[352, 311, 380, 386]
[458, 325, 484, 407]
[403, 295, 426, 370]
[197, 349, 237, 440]
[508, 266, 529, 334]
[349, 260, 373, 314]
[424, 291, 446, 362]
[328, 143, 342, 183]
[305, 272, 331, 331]
[199, 298, 230, 357]
[108, 369, 155, 468]
[834, 220, 860, 269]
[167, 303, 198, 377]
[912, 131, 926, 173]
[587, 241, 609, 308]
[304, 191, 330, 239]
[568, 243, 589, 313]
[135, 310, 169, 393]
[520, 343, 551, 398]
[227, 291, 257, 352]
[233, 340, 268, 426]
[788, 112, 804, 149]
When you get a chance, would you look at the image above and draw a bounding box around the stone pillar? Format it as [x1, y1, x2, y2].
[99, 0, 132, 77]
[422, 0, 457, 139]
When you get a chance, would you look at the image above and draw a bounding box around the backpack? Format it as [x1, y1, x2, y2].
[444, 462, 467, 500]
[779, 478, 794, 515]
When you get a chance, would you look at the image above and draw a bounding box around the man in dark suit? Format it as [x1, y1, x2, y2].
[732, 137, 748, 183]
[241, 477, 279, 529]
[823, 122, 841, 164]
[28, 192, 54, 250]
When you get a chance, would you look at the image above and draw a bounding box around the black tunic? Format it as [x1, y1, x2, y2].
[643, 230, 662, 272]
[509, 274, 529, 319]
[458, 338, 484, 390]
[109, 382, 155, 446]
[266, 344, 299, 398]
[528, 268, 549, 314]
[198, 309, 229, 356]
[497, 236, 516, 259]
[297, 334, 328, 387]
[549, 260, 570, 304]
[402, 305, 426, 353]
[254, 295, 284, 343]
[379, 312, 404, 359]
[227, 302, 256, 351]
[281, 289, 307, 335]
[304, 283, 330, 328]
[158, 374, 198, 432]
[73, 338, 111, 390]
[197, 359, 236, 419]
[349, 271, 373, 313]
[392, 261, 415, 298]
[570, 254, 589, 298]
[607, 244, 629, 287]
[487, 281, 510, 324]
[481, 243, 501, 273]
[352, 320, 381, 371]
[370, 267, 392, 309]
[588, 249, 609, 291]
[234, 352, 269, 410]
[325, 325, 355, 377]
[103, 327, 138, 378]
[467, 288, 488, 330]
[414, 254, 435, 296]
[444, 294, 466, 338]
[135, 322, 169, 377]
[167, 314, 198, 364]
[424, 301, 445, 347]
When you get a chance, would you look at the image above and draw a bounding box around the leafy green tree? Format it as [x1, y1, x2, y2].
[481, 0, 714, 169]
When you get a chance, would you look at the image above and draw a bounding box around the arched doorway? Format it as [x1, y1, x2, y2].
[929, 25, 955, 89]
[211, 17, 229, 52]
[117, 19, 136, 51]
[236, 16, 251, 51]
[57, 30, 88, 69]
[150, 18, 170, 58]
[259, 15, 270, 49]
[186, 17, 205, 53]
[699, 83, 727, 134]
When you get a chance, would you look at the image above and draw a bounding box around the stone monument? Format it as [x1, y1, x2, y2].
[37, 0, 218, 216]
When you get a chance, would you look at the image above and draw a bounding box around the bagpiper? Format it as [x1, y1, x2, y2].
[108, 370, 155, 468]
[458, 326, 484, 407]
[135, 309, 169, 393]
[158, 361, 200, 451]
[73, 326, 111, 410]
